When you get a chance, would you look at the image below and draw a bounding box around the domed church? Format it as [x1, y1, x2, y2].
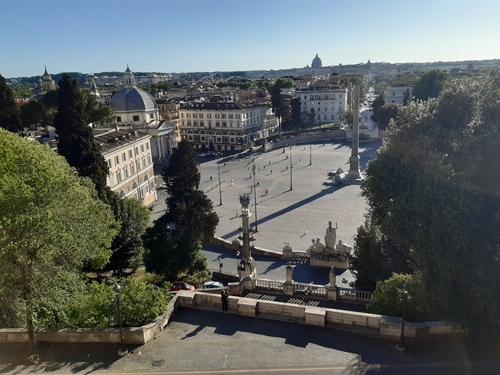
[311, 54, 323, 69]
[109, 66, 175, 160]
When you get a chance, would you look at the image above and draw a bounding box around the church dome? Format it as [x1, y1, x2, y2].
[109, 87, 158, 112]
[311, 54, 323, 69]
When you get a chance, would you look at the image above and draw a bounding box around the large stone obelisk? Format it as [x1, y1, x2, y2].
[347, 85, 361, 179]
[237, 193, 256, 280]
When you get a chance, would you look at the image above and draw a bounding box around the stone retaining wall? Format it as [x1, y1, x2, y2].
[0, 291, 458, 345]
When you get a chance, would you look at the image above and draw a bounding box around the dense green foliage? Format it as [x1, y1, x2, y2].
[0, 75, 22, 133]
[54, 74, 110, 201]
[162, 140, 219, 241]
[143, 140, 216, 282]
[367, 273, 439, 323]
[10, 84, 32, 99]
[412, 70, 451, 101]
[103, 193, 151, 276]
[350, 220, 411, 291]
[0, 130, 118, 351]
[357, 71, 500, 338]
[371, 103, 398, 130]
[290, 97, 302, 126]
[38, 278, 172, 329]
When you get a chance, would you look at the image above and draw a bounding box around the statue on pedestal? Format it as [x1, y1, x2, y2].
[325, 221, 338, 250]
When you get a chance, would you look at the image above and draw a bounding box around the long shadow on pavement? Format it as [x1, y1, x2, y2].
[222, 184, 346, 240]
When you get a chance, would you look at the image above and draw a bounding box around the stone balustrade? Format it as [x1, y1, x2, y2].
[294, 282, 327, 296]
[337, 287, 373, 303]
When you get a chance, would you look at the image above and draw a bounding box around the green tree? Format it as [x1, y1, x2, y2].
[162, 140, 218, 241]
[412, 70, 451, 101]
[366, 273, 439, 323]
[103, 193, 151, 276]
[143, 216, 203, 280]
[374, 81, 388, 97]
[373, 104, 398, 130]
[54, 74, 110, 201]
[0, 74, 23, 133]
[350, 220, 412, 291]
[290, 97, 302, 127]
[0, 129, 117, 353]
[308, 108, 316, 124]
[361, 72, 500, 338]
[10, 85, 32, 99]
[342, 109, 353, 125]
[402, 88, 411, 106]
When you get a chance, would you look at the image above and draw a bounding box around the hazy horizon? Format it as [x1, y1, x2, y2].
[2, 0, 499, 78]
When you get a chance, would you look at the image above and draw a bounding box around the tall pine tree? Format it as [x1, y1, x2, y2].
[54, 74, 109, 201]
[0, 74, 22, 133]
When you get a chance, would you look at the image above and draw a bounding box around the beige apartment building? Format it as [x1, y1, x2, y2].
[96, 128, 157, 206]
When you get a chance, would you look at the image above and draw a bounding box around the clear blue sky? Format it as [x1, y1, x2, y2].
[1, 0, 499, 78]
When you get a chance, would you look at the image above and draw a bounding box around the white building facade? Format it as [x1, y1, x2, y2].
[384, 86, 413, 105]
[178, 101, 279, 152]
[296, 86, 348, 124]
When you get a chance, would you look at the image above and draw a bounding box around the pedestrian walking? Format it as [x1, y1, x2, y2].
[257, 181, 259, 186]
[303, 291, 309, 304]
[269, 161, 271, 165]
[210, 176, 213, 181]
[270, 170, 272, 174]
[221, 290, 228, 311]
[265, 189, 268, 195]
[305, 229, 308, 235]
[286, 165, 288, 170]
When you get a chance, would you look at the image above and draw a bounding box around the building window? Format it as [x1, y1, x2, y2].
[199, 114, 203, 119]
[142, 158, 146, 168]
[124, 167, 129, 178]
[116, 116, 121, 122]
[182, 120, 185, 126]
[117, 170, 122, 183]
[193, 113, 197, 118]
[193, 121, 198, 127]
[215, 114, 220, 119]
[133, 115, 139, 121]
[141, 144, 144, 153]
[147, 155, 151, 164]
[236, 114, 241, 119]
[331, 115, 335, 120]
[200, 121, 204, 127]
[222, 122, 227, 127]
[128, 150, 133, 158]
[339, 95, 342, 98]
[181, 113, 184, 118]
[146, 143, 149, 150]
[237, 122, 240, 127]
[150, 113, 154, 119]
[122, 152, 126, 162]
[216, 122, 220, 127]
[187, 121, 191, 126]
[221, 114, 226, 119]
[208, 121, 212, 128]
[107, 159, 112, 168]
[136, 161, 141, 171]
[131, 163, 135, 174]
[135, 147, 139, 156]
[207, 114, 212, 119]
[115, 155, 120, 165]
[229, 114, 233, 119]
[393, 92, 396, 96]
[230, 122, 233, 127]
[186, 113, 191, 118]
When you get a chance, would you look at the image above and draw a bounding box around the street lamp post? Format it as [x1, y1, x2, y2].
[217, 256, 223, 283]
[396, 283, 411, 351]
[217, 157, 222, 206]
[252, 159, 258, 232]
[289, 144, 293, 190]
[113, 283, 128, 356]
[309, 133, 312, 166]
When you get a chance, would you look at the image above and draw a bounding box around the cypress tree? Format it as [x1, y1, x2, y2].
[54, 74, 109, 201]
[0, 74, 23, 133]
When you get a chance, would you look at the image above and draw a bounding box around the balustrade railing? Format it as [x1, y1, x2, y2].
[338, 287, 373, 302]
[255, 279, 284, 291]
[294, 282, 326, 296]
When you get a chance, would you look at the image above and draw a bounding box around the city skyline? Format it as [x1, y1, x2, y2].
[1, 0, 499, 78]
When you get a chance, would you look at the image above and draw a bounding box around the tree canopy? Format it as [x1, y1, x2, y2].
[54, 74, 110, 201]
[412, 70, 451, 101]
[357, 71, 500, 338]
[0, 129, 118, 352]
[162, 140, 219, 242]
[0, 74, 22, 133]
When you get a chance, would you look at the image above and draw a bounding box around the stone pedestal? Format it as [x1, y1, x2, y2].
[283, 264, 294, 295]
[327, 266, 337, 301]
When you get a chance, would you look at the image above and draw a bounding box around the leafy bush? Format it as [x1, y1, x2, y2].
[39, 278, 172, 329]
[366, 273, 441, 323]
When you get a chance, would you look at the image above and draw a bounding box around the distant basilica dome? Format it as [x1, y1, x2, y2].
[311, 54, 323, 69]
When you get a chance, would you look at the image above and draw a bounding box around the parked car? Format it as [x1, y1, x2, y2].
[203, 281, 225, 289]
[170, 281, 195, 292]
